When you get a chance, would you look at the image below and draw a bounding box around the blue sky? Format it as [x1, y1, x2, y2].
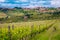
[0, 0, 60, 8]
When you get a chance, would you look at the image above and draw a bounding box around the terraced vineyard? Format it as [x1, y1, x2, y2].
[0, 19, 60, 40]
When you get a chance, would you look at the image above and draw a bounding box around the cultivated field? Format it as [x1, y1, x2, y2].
[0, 19, 60, 40]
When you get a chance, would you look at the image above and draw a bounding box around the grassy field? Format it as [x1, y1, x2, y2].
[0, 19, 60, 40]
[0, 7, 60, 40]
[31, 19, 60, 40]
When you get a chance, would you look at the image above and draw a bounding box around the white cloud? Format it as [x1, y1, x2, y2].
[51, 1, 60, 7]
[15, 0, 28, 2]
[30, 1, 46, 5]
[0, 0, 60, 8]
[20, 0, 28, 2]
[0, 3, 20, 8]
[0, 0, 5, 2]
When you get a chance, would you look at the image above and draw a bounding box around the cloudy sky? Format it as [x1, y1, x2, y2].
[0, 0, 60, 8]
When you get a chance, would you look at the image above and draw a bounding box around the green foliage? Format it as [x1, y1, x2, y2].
[53, 11, 60, 16]
[48, 8, 57, 10]
[0, 20, 60, 40]
[0, 8, 60, 23]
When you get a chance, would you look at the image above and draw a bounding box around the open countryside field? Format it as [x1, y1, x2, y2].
[0, 19, 60, 40]
[0, 7, 60, 40]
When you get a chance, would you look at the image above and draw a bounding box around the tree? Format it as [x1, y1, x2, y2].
[53, 11, 60, 16]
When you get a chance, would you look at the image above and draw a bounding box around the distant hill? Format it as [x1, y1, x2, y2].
[0, 7, 60, 17]
[0, 7, 60, 23]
